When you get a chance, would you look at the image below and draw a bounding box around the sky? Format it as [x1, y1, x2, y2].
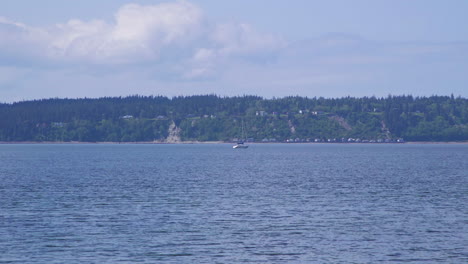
[1, 0, 467, 102]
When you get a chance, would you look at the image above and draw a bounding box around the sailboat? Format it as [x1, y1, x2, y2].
[233, 119, 249, 149]
[233, 141, 248, 149]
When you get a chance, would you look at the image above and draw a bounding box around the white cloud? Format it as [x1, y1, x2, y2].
[113, 2, 203, 45]
[0, 1, 284, 69]
[45, 1, 205, 63]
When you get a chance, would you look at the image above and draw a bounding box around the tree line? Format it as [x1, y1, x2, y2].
[0, 94, 467, 142]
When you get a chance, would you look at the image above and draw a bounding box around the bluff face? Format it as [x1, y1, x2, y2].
[1, 95, 467, 142]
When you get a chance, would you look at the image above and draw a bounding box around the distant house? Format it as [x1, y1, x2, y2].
[261, 138, 277, 142]
[51, 122, 65, 128]
[121, 115, 134, 119]
[256, 111, 267, 116]
[156, 115, 166, 120]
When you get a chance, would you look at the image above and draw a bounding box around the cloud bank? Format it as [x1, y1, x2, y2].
[0, 1, 467, 102]
[0, 1, 284, 73]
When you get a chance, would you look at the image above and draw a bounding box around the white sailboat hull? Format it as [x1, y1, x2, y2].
[233, 144, 249, 149]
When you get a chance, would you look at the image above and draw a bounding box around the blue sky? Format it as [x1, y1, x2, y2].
[1, 0, 467, 102]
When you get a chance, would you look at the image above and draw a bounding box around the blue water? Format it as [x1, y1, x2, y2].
[0, 143, 466, 263]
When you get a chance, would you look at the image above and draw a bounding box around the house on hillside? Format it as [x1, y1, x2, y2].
[51, 122, 65, 128]
[311, 111, 324, 115]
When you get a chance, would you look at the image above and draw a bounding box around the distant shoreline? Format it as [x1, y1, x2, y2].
[0, 141, 467, 145]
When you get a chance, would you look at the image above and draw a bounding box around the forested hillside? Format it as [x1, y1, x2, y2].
[0, 95, 467, 142]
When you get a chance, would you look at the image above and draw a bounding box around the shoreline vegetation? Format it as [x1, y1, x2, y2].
[1, 95, 467, 143]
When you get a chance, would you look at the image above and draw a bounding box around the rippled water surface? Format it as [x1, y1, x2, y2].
[0, 143, 467, 263]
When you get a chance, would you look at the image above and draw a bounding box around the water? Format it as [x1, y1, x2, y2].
[0, 143, 466, 263]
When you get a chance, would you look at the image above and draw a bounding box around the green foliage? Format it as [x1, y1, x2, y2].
[0, 95, 466, 142]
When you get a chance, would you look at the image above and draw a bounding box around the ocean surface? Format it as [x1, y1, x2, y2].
[0, 143, 466, 263]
